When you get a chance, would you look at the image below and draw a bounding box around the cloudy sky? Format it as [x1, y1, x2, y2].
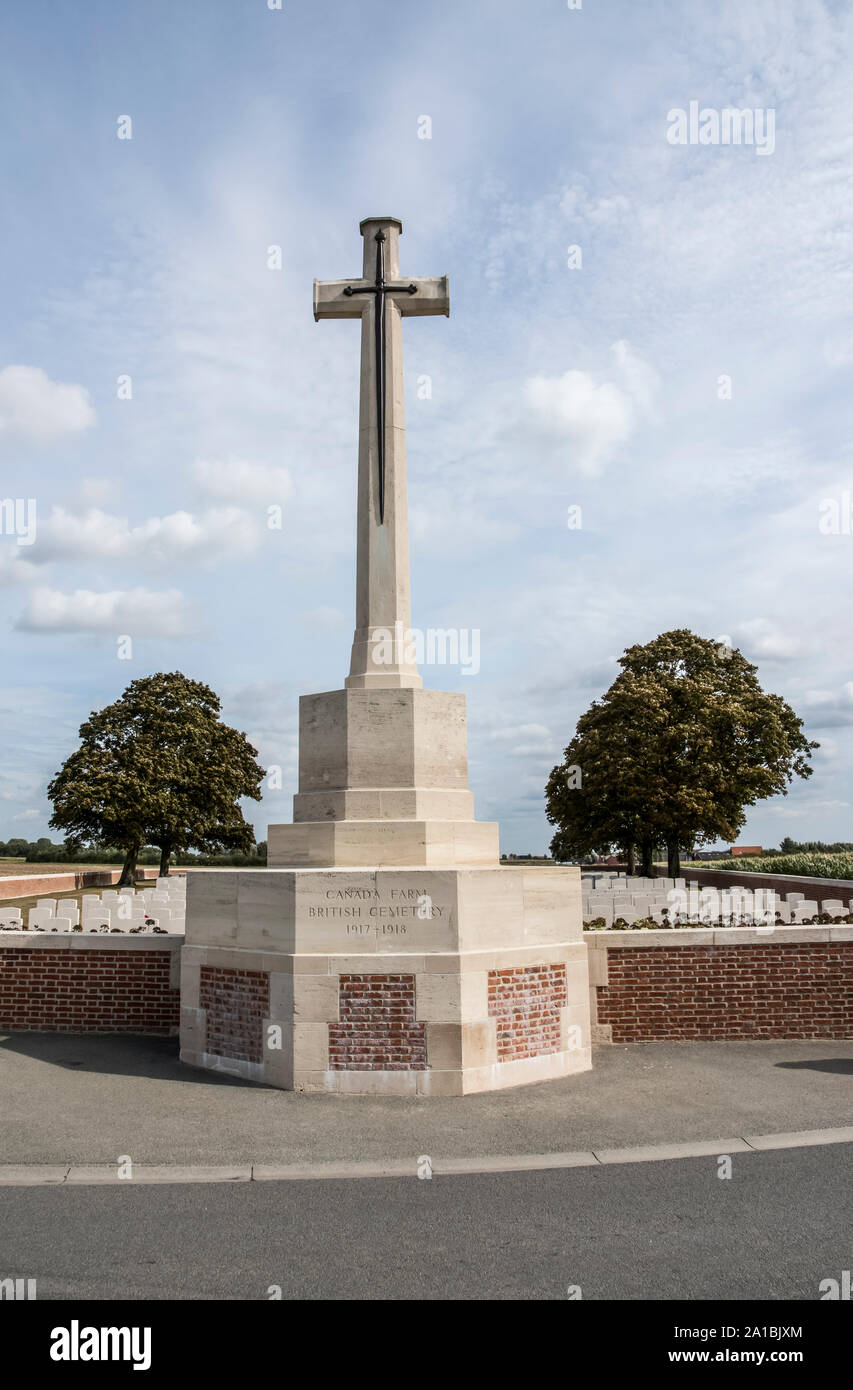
[1, 0, 851, 852]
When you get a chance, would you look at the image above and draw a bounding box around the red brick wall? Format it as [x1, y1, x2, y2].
[0, 868, 181, 903]
[329, 974, 426, 1070]
[0, 947, 179, 1033]
[596, 943, 853, 1041]
[199, 966, 269, 1064]
[488, 963, 568, 1061]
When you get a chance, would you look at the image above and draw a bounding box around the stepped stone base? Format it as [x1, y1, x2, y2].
[295, 688, 471, 813]
[268, 818, 500, 868]
[179, 865, 591, 1095]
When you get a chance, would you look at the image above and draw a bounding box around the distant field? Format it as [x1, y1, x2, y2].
[685, 852, 853, 880]
[0, 861, 119, 877]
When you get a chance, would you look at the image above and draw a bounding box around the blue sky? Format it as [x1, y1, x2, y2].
[1, 0, 852, 852]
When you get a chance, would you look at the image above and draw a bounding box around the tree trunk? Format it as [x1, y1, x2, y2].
[118, 844, 139, 887]
[159, 843, 172, 877]
[667, 842, 681, 878]
[640, 842, 654, 877]
[626, 843, 635, 876]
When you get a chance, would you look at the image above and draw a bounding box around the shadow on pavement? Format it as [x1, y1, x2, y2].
[0, 1032, 274, 1088]
[774, 1057, 853, 1076]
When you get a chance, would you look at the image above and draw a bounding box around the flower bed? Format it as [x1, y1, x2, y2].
[585, 912, 853, 931]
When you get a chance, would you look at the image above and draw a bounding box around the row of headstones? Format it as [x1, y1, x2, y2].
[582, 874, 675, 892]
[581, 884, 853, 926]
[581, 875, 687, 921]
[0, 877, 186, 933]
[582, 873, 849, 909]
[582, 871, 852, 914]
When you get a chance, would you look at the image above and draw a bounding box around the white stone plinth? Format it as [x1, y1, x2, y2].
[269, 686, 501, 868]
[179, 865, 591, 1095]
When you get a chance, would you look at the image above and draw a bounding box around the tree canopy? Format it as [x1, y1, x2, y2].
[546, 630, 817, 876]
[48, 672, 266, 883]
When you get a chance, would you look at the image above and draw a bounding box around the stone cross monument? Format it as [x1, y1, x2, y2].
[179, 216, 592, 1096]
[313, 216, 448, 690]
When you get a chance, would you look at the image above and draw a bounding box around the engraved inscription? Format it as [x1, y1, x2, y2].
[305, 884, 449, 939]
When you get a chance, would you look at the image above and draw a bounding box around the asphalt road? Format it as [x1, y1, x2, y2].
[2, 1144, 850, 1300]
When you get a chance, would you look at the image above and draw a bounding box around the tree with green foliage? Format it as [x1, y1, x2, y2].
[546, 630, 817, 877]
[48, 672, 266, 885]
[1, 838, 30, 858]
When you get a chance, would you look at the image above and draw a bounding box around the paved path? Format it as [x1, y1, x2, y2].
[2, 1035, 851, 1168]
[2, 1145, 849, 1299]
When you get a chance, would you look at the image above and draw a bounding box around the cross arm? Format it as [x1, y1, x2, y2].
[313, 275, 450, 321]
[313, 278, 366, 321]
[399, 275, 450, 317]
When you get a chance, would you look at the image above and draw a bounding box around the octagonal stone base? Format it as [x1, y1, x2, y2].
[268, 818, 500, 868]
[179, 865, 591, 1095]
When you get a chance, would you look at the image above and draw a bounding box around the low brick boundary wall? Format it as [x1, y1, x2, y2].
[0, 934, 181, 1034]
[586, 927, 853, 1042]
[3, 924, 850, 1049]
[0, 868, 183, 903]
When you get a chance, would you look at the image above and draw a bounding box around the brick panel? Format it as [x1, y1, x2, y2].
[329, 974, 426, 1070]
[488, 963, 568, 1061]
[199, 966, 269, 1064]
[0, 948, 179, 1034]
[596, 943, 853, 1041]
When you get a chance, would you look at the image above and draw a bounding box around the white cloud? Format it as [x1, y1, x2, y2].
[559, 186, 632, 228]
[799, 684, 853, 728]
[0, 548, 39, 586]
[735, 618, 803, 662]
[15, 586, 197, 636]
[611, 340, 660, 421]
[490, 722, 551, 742]
[224, 682, 300, 742]
[11, 809, 40, 822]
[522, 343, 658, 475]
[192, 458, 293, 505]
[523, 370, 633, 475]
[0, 366, 96, 443]
[29, 506, 261, 567]
[763, 798, 850, 821]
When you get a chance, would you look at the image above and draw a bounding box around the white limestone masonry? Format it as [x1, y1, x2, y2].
[180, 216, 591, 1095]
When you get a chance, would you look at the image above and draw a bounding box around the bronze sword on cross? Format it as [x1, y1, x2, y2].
[313, 218, 450, 525]
[342, 230, 416, 523]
